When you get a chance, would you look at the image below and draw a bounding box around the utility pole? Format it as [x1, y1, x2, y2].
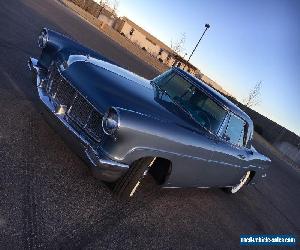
[188, 23, 210, 62]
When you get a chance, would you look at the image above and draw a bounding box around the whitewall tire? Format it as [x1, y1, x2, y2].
[225, 171, 251, 194]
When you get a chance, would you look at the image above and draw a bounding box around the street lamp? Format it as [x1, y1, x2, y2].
[187, 23, 210, 62]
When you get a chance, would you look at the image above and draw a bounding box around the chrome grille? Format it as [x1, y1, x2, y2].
[85, 110, 103, 141]
[47, 66, 103, 142]
[48, 67, 60, 97]
[68, 94, 93, 127]
[54, 79, 76, 107]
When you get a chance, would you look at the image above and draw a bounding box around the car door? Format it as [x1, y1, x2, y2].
[208, 113, 250, 187]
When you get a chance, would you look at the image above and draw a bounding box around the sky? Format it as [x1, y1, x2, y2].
[115, 0, 300, 136]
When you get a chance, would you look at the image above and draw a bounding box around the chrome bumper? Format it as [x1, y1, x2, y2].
[28, 57, 129, 182]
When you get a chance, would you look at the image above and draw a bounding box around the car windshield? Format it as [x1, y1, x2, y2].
[154, 71, 227, 134]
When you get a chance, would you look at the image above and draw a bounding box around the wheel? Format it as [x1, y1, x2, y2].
[224, 171, 251, 194]
[113, 157, 156, 199]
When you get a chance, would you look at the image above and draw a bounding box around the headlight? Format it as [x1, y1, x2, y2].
[38, 28, 48, 48]
[102, 108, 120, 135]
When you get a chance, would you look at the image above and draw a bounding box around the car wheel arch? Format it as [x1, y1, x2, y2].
[246, 170, 256, 185]
[128, 156, 172, 185]
[148, 157, 172, 185]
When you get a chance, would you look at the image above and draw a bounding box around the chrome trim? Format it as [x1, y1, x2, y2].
[114, 146, 263, 170]
[38, 28, 48, 48]
[66, 54, 88, 66]
[47, 66, 103, 142]
[102, 107, 120, 135]
[28, 57, 129, 173]
[57, 69, 104, 114]
[98, 159, 129, 169]
[39, 84, 90, 146]
[86, 144, 129, 169]
[218, 113, 248, 149]
[28, 57, 40, 73]
[217, 112, 230, 137]
[83, 105, 93, 129]
[67, 92, 78, 114]
[55, 104, 67, 115]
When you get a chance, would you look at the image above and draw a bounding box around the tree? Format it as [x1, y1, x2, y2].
[243, 81, 262, 108]
[95, 0, 108, 4]
[109, 0, 119, 15]
[97, 0, 119, 16]
[96, 0, 108, 17]
[170, 33, 186, 56]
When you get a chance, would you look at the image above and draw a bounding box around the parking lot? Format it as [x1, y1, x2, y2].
[0, 0, 299, 249]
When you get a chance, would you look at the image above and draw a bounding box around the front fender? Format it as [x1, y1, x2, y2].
[37, 28, 114, 69]
[101, 108, 215, 165]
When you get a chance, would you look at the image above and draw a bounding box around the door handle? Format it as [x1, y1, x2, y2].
[237, 154, 246, 160]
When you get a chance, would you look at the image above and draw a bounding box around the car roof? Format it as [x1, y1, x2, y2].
[173, 67, 252, 125]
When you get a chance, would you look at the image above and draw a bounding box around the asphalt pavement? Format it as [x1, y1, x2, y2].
[0, 0, 299, 249]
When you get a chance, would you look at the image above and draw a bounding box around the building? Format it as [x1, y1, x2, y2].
[195, 73, 231, 97]
[69, 1, 198, 74]
[114, 17, 171, 57]
[169, 54, 198, 74]
[113, 17, 197, 74]
[70, 0, 117, 27]
[69, 1, 223, 88]
[97, 5, 117, 27]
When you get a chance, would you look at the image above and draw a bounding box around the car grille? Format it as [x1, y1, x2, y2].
[46, 66, 103, 142]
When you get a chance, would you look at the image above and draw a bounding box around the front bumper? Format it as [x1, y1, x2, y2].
[28, 57, 129, 182]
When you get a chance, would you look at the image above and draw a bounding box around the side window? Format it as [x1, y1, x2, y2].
[223, 114, 245, 147]
[152, 70, 173, 84]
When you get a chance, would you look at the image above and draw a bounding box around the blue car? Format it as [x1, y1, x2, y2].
[28, 28, 271, 198]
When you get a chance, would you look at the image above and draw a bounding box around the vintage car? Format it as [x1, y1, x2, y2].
[28, 28, 271, 198]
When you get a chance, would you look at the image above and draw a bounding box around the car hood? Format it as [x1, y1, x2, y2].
[62, 56, 207, 133]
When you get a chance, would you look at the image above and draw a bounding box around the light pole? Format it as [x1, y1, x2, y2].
[187, 23, 210, 62]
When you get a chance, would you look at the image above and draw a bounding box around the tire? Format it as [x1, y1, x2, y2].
[113, 157, 156, 199]
[224, 171, 251, 194]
